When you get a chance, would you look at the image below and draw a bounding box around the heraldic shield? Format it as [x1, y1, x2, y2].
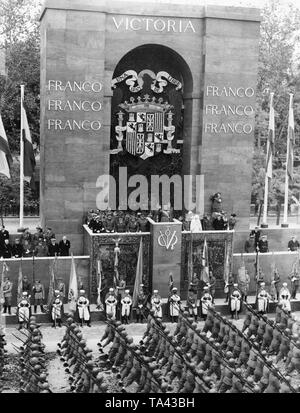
[114, 95, 178, 160]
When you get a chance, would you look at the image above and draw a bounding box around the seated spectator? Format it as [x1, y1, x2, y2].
[0, 226, 9, 247]
[20, 228, 32, 245]
[244, 234, 256, 253]
[34, 238, 48, 257]
[12, 238, 24, 258]
[32, 226, 44, 246]
[48, 237, 59, 256]
[23, 240, 34, 257]
[250, 226, 261, 249]
[288, 236, 300, 252]
[45, 227, 55, 245]
[212, 213, 226, 230]
[258, 234, 269, 253]
[59, 236, 71, 256]
[1, 238, 12, 258]
[228, 213, 237, 230]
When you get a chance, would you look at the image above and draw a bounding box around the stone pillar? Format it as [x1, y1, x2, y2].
[149, 218, 182, 297]
[40, 7, 108, 254]
[199, 7, 260, 230]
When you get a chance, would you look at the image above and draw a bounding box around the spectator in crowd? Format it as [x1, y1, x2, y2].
[59, 236, 71, 256]
[23, 240, 33, 257]
[250, 226, 261, 249]
[12, 238, 24, 258]
[288, 236, 300, 252]
[20, 228, 32, 245]
[228, 214, 237, 230]
[48, 238, 59, 256]
[1, 238, 12, 258]
[34, 239, 48, 257]
[32, 226, 44, 246]
[0, 226, 9, 247]
[244, 234, 256, 253]
[258, 235, 269, 253]
[45, 227, 55, 246]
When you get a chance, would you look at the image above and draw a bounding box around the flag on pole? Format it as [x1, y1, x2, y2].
[224, 242, 230, 285]
[287, 94, 295, 182]
[200, 238, 209, 283]
[96, 259, 104, 310]
[68, 254, 78, 312]
[168, 272, 174, 293]
[21, 95, 36, 188]
[47, 258, 57, 307]
[266, 92, 275, 179]
[17, 261, 23, 302]
[132, 238, 143, 307]
[113, 267, 119, 291]
[0, 112, 12, 179]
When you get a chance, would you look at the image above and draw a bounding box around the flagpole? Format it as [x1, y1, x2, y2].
[261, 165, 269, 228]
[261, 92, 274, 228]
[282, 93, 293, 228]
[19, 85, 25, 231]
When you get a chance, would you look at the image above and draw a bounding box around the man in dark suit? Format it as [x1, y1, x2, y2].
[288, 236, 300, 252]
[12, 238, 24, 258]
[250, 226, 261, 250]
[1, 239, 12, 258]
[58, 236, 71, 256]
[258, 235, 269, 253]
[48, 238, 59, 256]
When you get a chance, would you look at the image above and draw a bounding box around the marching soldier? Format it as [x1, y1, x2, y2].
[229, 283, 242, 320]
[76, 290, 91, 327]
[200, 286, 213, 320]
[186, 288, 198, 321]
[121, 289, 132, 324]
[151, 290, 162, 320]
[51, 293, 63, 328]
[135, 284, 147, 323]
[32, 280, 45, 313]
[169, 287, 181, 323]
[105, 288, 118, 320]
[279, 283, 291, 314]
[17, 291, 31, 330]
[257, 282, 271, 314]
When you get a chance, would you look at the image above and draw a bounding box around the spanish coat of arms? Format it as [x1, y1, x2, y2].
[113, 94, 179, 160]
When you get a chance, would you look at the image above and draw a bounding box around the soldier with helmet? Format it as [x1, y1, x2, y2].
[151, 290, 162, 320]
[121, 289, 132, 324]
[257, 282, 271, 314]
[229, 283, 242, 320]
[135, 284, 148, 323]
[76, 290, 91, 327]
[186, 287, 198, 321]
[200, 286, 213, 319]
[17, 291, 31, 330]
[169, 287, 181, 323]
[105, 288, 118, 320]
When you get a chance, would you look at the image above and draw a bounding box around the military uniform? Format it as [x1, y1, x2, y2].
[32, 281, 45, 313]
[51, 296, 63, 327]
[200, 288, 213, 319]
[229, 285, 242, 319]
[105, 289, 118, 320]
[76, 291, 91, 326]
[279, 285, 291, 313]
[169, 288, 181, 322]
[151, 291, 162, 319]
[121, 290, 132, 324]
[2, 278, 13, 314]
[17, 292, 31, 329]
[257, 286, 270, 314]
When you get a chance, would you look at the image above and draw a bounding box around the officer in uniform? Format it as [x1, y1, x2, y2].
[200, 286, 213, 319]
[105, 288, 118, 320]
[289, 266, 300, 299]
[121, 289, 132, 324]
[135, 284, 147, 323]
[32, 280, 45, 313]
[229, 283, 242, 319]
[169, 287, 181, 323]
[151, 290, 162, 320]
[17, 291, 31, 330]
[186, 288, 198, 321]
[2, 277, 13, 314]
[76, 290, 91, 327]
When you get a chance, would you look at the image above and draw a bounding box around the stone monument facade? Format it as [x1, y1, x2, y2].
[40, 0, 260, 254]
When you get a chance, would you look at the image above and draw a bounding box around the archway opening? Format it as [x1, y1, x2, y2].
[110, 43, 193, 214]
